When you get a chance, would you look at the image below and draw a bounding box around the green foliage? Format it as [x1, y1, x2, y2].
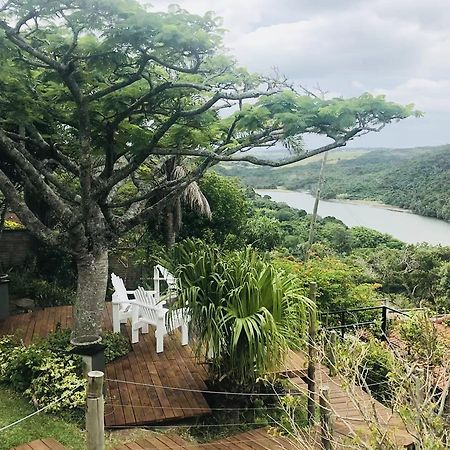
[244, 216, 284, 251]
[3, 220, 25, 230]
[358, 340, 394, 404]
[349, 226, 403, 250]
[278, 393, 308, 434]
[398, 311, 444, 365]
[0, 327, 130, 416]
[31, 279, 76, 307]
[163, 239, 310, 387]
[44, 327, 131, 364]
[0, 336, 84, 412]
[274, 255, 379, 315]
[354, 244, 450, 309]
[180, 172, 250, 245]
[101, 330, 132, 363]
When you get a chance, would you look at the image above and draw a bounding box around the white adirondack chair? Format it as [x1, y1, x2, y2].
[153, 264, 178, 305]
[111, 273, 157, 333]
[131, 286, 190, 353]
[111, 273, 135, 333]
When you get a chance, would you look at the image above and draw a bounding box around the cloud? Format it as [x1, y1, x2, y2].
[148, 0, 450, 146]
[374, 79, 450, 112]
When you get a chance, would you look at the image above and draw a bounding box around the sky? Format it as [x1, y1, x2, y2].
[150, 0, 450, 149]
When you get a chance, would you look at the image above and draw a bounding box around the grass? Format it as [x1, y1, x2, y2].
[0, 385, 187, 449]
[0, 386, 85, 450]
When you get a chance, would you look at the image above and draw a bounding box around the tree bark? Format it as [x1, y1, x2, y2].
[71, 249, 108, 346]
[165, 209, 176, 248]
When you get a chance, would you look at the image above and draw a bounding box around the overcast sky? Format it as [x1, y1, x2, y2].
[151, 0, 450, 148]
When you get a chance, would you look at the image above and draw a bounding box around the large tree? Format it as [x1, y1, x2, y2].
[0, 0, 415, 345]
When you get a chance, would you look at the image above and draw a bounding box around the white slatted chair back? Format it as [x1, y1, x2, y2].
[153, 264, 178, 302]
[134, 286, 164, 325]
[131, 284, 189, 353]
[111, 273, 128, 301]
[111, 273, 136, 333]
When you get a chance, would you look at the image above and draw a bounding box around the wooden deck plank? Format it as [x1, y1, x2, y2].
[135, 338, 176, 421]
[40, 438, 67, 450]
[132, 337, 166, 422]
[10, 444, 34, 450]
[111, 429, 299, 450]
[104, 361, 119, 427]
[112, 355, 137, 426]
[138, 437, 173, 450]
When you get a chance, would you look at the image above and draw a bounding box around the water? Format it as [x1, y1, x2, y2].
[256, 189, 450, 245]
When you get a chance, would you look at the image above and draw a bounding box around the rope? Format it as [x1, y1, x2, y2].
[106, 378, 302, 397]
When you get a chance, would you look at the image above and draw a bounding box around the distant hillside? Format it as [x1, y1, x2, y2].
[217, 145, 450, 221]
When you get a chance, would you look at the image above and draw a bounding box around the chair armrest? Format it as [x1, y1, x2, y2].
[132, 300, 167, 319]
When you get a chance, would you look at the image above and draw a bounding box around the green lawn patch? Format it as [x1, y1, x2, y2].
[0, 386, 85, 450]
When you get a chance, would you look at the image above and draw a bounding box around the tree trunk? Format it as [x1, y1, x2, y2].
[166, 208, 176, 248]
[71, 249, 108, 346]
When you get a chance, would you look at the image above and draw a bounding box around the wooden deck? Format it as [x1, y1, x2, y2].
[10, 438, 67, 450]
[111, 428, 299, 450]
[286, 351, 415, 448]
[0, 305, 211, 427]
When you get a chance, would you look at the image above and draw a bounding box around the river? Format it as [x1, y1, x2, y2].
[256, 189, 450, 246]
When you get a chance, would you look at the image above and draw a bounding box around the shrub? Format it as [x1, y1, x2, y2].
[164, 239, 310, 388]
[0, 336, 84, 411]
[398, 310, 444, 365]
[0, 327, 130, 414]
[32, 280, 76, 307]
[102, 330, 132, 363]
[358, 339, 394, 404]
[44, 327, 131, 363]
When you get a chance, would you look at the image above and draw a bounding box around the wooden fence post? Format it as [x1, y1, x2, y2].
[328, 330, 337, 377]
[86, 370, 105, 450]
[308, 282, 318, 424]
[381, 305, 388, 341]
[413, 368, 425, 407]
[320, 386, 333, 450]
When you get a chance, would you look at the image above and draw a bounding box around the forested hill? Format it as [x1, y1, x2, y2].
[218, 145, 450, 221]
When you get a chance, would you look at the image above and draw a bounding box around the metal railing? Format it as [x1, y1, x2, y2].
[320, 305, 411, 340]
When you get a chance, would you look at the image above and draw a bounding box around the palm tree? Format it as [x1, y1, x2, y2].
[164, 157, 211, 248]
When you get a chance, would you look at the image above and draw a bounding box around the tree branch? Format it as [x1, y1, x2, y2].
[0, 167, 61, 246]
[0, 20, 64, 71]
[0, 129, 74, 224]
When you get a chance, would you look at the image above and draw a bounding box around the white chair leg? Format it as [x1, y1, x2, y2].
[141, 323, 149, 334]
[181, 322, 189, 346]
[155, 329, 164, 353]
[132, 325, 139, 344]
[112, 303, 120, 333]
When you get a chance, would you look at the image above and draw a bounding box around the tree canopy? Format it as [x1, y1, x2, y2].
[0, 0, 416, 344]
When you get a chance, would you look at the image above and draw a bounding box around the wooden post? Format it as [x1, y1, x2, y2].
[86, 370, 105, 450]
[320, 386, 333, 450]
[305, 152, 328, 262]
[340, 311, 345, 339]
[328, 330, 337, 377]
[413, 368, 425, 407]
[308, 282, 318, 424]
[381, 305, 388, 341]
